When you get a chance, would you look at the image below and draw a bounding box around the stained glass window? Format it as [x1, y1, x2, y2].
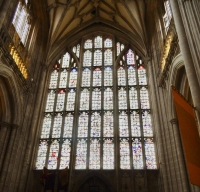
[36, 36, 157, 171]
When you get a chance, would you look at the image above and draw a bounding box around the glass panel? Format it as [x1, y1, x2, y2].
[45, 90, 55, 112]
[89, 139, 100, 169]
[41, 115, 52, 138]
[138, 66, 147, 85]
[83, 50, 92, 67]
[103, 139, 114, 169]
[142, 111, 153, 137]
[118, 88, 127, 110]
[93, 68, 102, 87]
[118, 67, 126, 86]
[132, 138, 143, 169]
[82, 68, 91, 87]
[52, 113, 62, 138]
[76, 44, 80, 58]
[48, 140, 59, 169]
[94, 36, 102, 48]
[140, 87, 150, 109]
[120, 138, 130, 169]
[62, 52, 70, 68]
[59, 69, 68, 88]
[129, 87, 138, 109]
[121, 44, 124, 51]
[104, 49, 112, 66]
[104, 88, 113, 110]
[69, 68, 78, 88]
[131, 111, 141, 137]
[35, 140, 48, 169]
[63, 114, 74, 138]
[104, 67, 113, 86]
[103, 111, 113, 137]
[92, 88, 101, 110]
[128, 66, 136, 85]
[66, 89, 76, 111]
[73, 46, 76, 54]
[117, 42, 120, 56]
[56, 90, 65, 111]
[84, 39, 92, 49]
[49, 70, 58, 89]
[59, 139, 71, 169]
[104, 38, 112, 48]
[119, 111, 129, 137]
[94, 50, 102, 66]
[127, 49, 135, 65]
[91, 112, 101, 137]
[80, 89, 90, 110]
[75, 139, 87, 169]
[78, 113, 88, 137]
[144, 138, 157, 169]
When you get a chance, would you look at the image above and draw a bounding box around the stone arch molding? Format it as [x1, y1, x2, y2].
[72, 171, 116, 192]
[0, 63, 23, 125]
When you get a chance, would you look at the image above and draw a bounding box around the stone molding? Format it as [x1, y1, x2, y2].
[0, 121, 11, 129]
[12, 124, 19, 130]
[170, 118, 178, 125]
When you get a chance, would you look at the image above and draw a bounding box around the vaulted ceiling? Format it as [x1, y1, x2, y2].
[45, 0, 147, 62]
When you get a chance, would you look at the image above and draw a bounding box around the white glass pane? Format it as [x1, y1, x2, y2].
[48, 140, 59, 169]
[120, 138, 130, 169]
[103, 139, 114, 169]
[89, 139, 100, 169]
[80, 89, 90, 110]
[119, 112, 129, 137]
[78, 113, 88, 137]
[75, 139, 87, 169]
[59, 139, 71, 169]
[91, 112, 101, 137]
[132, 138, 143, 169]
[103, 111, 113, 137]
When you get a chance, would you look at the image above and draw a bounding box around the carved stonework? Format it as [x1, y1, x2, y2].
[121, 173, 131, 192]
[135, 173, 145, 192]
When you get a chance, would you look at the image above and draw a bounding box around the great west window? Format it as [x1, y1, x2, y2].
[35, 35, 157, 170]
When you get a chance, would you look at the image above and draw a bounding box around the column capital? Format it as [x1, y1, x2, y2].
[143, 56, 151, 65]
[170, 118, 178, 125]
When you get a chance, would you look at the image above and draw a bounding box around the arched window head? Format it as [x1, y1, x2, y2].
[35, 35, 157, 171]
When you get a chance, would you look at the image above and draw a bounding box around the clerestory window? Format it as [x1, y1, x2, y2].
[35, 35, 157, 170]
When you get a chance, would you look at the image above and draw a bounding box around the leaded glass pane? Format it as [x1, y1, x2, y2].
[91, 112, 101, 137]
[132, 138, 143, 169]
[94, 50, 102, 66]
[138, 66, 147, 85]
[128, 66, 136, 85]
[103, 139, 114, 169]
[104, 38, 112, 48]
[118, 67, 126, 86]
[142, 111, 153, 137]
[104, 49, 112, 66]
[76, 44, 80, 58]
[75, 139, 87, 169]
[104, 67, 113, 86]
[84, 39, 92, 49]
[78, 113, 88, 137]
[129, 87, 138, 109]
[80, 89, 90, 110]
[82, 68, 91, 87]
[144, 138, 157, 169]
[66, 89, 76, 111]
[63, 114, 73, 138]
[92, 89, 101, 110]
[89, 139, 100, 169]
[131, 111, 141, 137]
[120, 138, 130, 169]
[48, 140, 59, 169]
[119, 112, 129, 137]
[94, 36, 102, 48]
[59, 69, 68, 88]
[103, 111, 113, 137]
[49, 70, 58, 89]
[52, 114, 62, 138]
[127, 49, 135, 65]
[73, 46, 76, 54]
[83, 50, 92, 67]
[35, 140, 48, 169]
[56, 90, 65, 111]
[104, 88, 113, 110]
[45, 90, 55, 112]
[118, 88, 127, 109]
[41, 115, 52, 138]
[140, 87, 150, 109]
[69, 68, 78, 88]
[62, 52, 70, 68]
[121, 44, 124, 51]
[59, 139, 71, 169]
[117, 42, 120, 56]
[93, 68, 102, 87]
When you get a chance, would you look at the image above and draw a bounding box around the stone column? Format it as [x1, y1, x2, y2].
[0, 122, 11, 171]
[169, 0, 200, 118]
[170, 118, 190, 192]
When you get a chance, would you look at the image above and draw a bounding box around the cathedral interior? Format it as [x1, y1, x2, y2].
[0, 0, 200, 191]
